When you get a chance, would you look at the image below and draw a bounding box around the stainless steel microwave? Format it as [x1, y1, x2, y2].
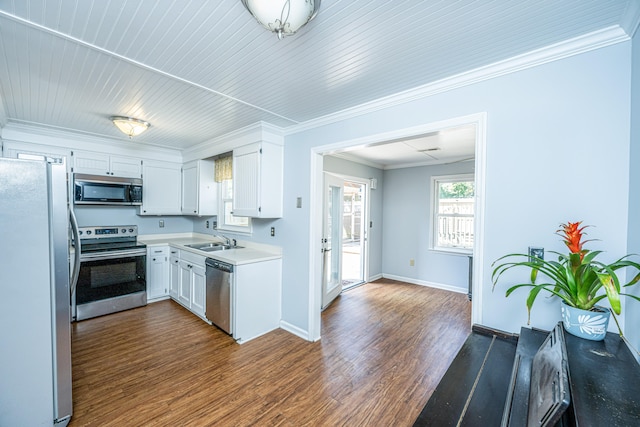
[73, 174, 143, 205]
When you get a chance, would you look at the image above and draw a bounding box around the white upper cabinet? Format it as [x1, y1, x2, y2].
[140, 160, 182, 215]
[3, 141, 71, 174]
[181, 159, 216, 216]
[232, 142, 283, 218]
[73, 150, 142, 178]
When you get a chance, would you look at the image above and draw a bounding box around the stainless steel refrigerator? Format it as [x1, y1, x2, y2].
[0, 157, 73, 426]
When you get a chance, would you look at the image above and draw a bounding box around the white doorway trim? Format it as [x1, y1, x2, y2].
[307, 112, 487, 341]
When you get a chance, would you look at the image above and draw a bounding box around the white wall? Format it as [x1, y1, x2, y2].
[281, 41, 634, 335]
[323, 155, 384, 279]
[73, 205, 194, 234]
[626, 29, 640, 357]
[382, 162, 474, 293]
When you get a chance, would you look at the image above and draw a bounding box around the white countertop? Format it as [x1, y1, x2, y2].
[139, 233, 282, 266]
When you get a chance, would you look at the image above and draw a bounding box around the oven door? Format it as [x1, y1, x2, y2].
[76, 249, 146, 307]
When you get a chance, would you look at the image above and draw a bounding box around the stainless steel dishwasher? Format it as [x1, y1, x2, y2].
[205, 258, 234, 334]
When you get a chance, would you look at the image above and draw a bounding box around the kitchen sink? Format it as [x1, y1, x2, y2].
[185, 242, 243, 252]
[199, 245, 243, 252]
[185, 242, 221, 249]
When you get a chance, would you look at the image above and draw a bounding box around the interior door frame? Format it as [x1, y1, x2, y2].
[307, 112, 487, 342]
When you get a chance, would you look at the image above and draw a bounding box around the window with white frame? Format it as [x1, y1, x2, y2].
[431, 174, 474, 252]
[218, 178, 251, 233]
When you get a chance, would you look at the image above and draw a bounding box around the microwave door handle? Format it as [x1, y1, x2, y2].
[74, 182, 82, 203]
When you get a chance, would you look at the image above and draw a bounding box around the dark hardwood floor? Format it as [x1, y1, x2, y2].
[69, 279, 471, 426]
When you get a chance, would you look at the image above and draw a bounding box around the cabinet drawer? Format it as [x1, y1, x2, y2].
[180, 250, 206, 266]
[148, 246, 169, 257]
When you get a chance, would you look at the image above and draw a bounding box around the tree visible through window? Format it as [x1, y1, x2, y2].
[432, 174, 474, 252]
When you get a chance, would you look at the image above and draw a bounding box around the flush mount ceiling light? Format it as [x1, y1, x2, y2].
[241, 0, 321, 40]
[110, 116, 150, 138]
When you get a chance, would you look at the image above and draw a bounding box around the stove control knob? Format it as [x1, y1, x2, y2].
[129, 228, 134, 233]
[122, 228, 126, 233]
[78, 230, 83, 235]
[86, 230, 92, 235]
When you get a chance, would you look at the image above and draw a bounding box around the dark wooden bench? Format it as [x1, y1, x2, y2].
[414, 323, 640, 426]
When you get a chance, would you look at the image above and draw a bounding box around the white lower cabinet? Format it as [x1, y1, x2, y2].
[169, 249, 180, 300]
[147, 246, 170, 301]
[233, 259, 282, 344]
[166, 245, 282, 342]
[191, 264, 206, 317]
[178, 260, 192, 308]
[170, 249, 207, 319]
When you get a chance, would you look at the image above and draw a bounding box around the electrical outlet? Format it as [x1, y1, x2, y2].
[206, 220, 209, 229]
[410, 259, 415, 267]
[296, 197, 302, 208]
[529, 247, 544, 263]
[159, 220, 164, 228]
[270, 227, 275, 237]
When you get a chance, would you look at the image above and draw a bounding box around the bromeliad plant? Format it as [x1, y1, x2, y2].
[492, 221, 640, 323]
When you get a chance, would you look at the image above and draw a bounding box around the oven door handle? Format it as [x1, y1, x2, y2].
[80, 248, 147, 261]
[69, 208, 81, 298]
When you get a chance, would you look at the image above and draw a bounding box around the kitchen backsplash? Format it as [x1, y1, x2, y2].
[73, 205, 195, 235]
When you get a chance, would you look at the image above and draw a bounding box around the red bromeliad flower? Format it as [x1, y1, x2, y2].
[557, 221, 588, 260]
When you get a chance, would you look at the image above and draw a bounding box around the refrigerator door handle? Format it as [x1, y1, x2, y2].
[69, 208, 81, 298]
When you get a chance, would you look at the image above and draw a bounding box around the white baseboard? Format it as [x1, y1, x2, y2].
[367, 273, 383, 282]
[280, 320, 312, 341]
[147, 295, 171, 304]
[381, 273, 468, 294]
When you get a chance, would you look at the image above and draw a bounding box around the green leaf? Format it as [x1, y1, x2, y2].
[597, 272, 621, 314]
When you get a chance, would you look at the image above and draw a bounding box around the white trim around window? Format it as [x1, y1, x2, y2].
[217, 179, 252, 234]
[430, 173, 475, 254]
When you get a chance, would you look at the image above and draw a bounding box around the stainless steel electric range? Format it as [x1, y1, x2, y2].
[73, 225, 147, 321]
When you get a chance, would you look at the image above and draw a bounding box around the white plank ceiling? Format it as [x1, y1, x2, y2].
[0, 1, 638, 152]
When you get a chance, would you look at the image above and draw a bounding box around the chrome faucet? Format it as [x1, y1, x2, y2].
[214, 233, 230, 245]
[214, 233, 236, 247]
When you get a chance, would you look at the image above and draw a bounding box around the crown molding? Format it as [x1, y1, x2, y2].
[182, 121, 285, 162]
[620, 0, 640, 38]
[285, 25, 630, 136]
[1, 120, 182, 161]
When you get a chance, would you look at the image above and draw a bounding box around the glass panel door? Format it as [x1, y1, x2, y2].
[322, 173, 344, 309]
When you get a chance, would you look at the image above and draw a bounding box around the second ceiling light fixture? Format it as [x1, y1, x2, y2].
[241, 0, 321, 39]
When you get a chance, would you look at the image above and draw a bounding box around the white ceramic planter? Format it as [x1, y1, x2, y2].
[561, 303, 610, 341]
